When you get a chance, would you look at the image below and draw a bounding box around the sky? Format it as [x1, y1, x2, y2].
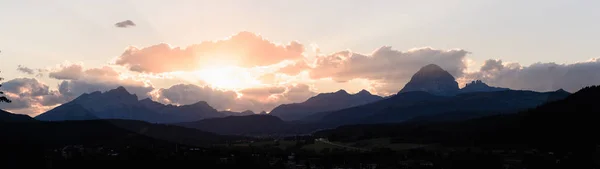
[1, 0, 600, 116]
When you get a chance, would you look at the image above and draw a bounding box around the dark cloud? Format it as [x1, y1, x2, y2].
[16, 65, 35, 75]
[47, 63, 154, 99]
[49, 64, 154, 98]
[464, 58, 600, 92]
[0, 78, 68, 115]
[49, 64, 84, 80]
[114, 31, 304, 73]
[115, 20, 136, 28]
[58, 80, 153, 99]
[1, 78, 50, 96]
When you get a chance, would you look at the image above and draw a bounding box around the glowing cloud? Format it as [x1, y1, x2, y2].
[114, 31, 305, 73]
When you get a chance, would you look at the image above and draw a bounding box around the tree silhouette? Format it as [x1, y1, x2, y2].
[0, 71, 11, 103]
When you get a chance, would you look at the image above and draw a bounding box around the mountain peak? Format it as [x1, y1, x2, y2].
[241, 110, 255, 114]
[555, 88, 568, 93]
[103, 86, 138, 101]
[112, 86, 129, 93]
[412, 64, 450, 78]
[335, 89, 349, 94]
[465, 80, 490, 87]
[420, 64, 444, 71]
[356, 89, 372, 95]
[190, 101, 210, 107]
[140, 98, 153, 102]
[460, 80, 509, 93]
[270, 88, 383, 121]
[399, 64, 459, 96]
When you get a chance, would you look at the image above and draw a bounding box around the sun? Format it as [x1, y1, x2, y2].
[194, 66, 261, 90]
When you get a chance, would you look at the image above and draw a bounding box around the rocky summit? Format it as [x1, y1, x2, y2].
[399, 64, 459, 96]
[460, 80, 509, 93]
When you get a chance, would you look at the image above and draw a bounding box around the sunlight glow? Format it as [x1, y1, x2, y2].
[194, 66, 262, 90]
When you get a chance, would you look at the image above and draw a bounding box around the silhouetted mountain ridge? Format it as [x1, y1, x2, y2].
[0, 109, 35, 122]
[220, 110, 256, 116]
[310, 64, 570, 127]
[269, 89, 382, 121]
[36, 86, 226, 123]
[315, 85, 599, 153]
[459, 80, 509, 93]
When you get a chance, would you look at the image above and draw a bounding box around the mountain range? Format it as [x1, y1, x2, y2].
[31, 63, 572, 134]
[302, 64, 569, 127]
[460, 80, 509, 93]
[269, 89, 382, 121]
[0, 63, 595, 168]
[314, 85, 600, 153]
[35, 87, 230, 123]
[168, 64, 570, 136]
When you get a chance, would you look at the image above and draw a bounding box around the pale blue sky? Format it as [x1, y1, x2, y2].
[1, 0, 600, 82]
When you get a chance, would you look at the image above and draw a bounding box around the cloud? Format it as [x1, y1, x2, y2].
[1, 78, 51, 97]
[150, 84, 238, 109]
[16, 65, 35, 75]
[464, 58, 600, 92]
[280, 83, 316, 103]
[0, 78, 68, 116]
[58, 80, 153, 99]
[239, 86, 286, 101]
[0, 78, 151, 116]
[150, 83, 316, 113]
[115, 20, 136, 28]
[7, 30, 600, 115]
[309, 46, 470, 94]
[48, 63, 154, 98]
[279, 61, 310, 76]
[64, 73, 151, 98]
[49, 64, 84, 80]
[114, 31, 305, 73]
[480, 59, 505, 72]
[0, 62, 154, 115]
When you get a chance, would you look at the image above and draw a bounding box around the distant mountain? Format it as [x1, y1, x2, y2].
[399, 64, 459, 96]
[177, 115, 320, 136]
[312, 64, 571, 127]
[0, 109, 35, 122]
[220, 110, 255, 116]
[35, 103, 97, 121]
[459, 80, 509, 93]
[317, 89, 569, 127]
[314, 85, 599, 153]
[314, 91, 444, 125]
[36, 86, 225, 123]
[545, 88, 571, 102]
[366, 90, 570, 123]
[269, 89, 382, 121]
